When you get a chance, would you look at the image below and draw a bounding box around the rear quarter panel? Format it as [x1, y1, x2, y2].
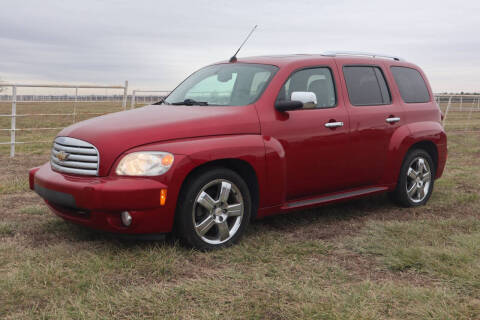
[380, 60, 447, 186]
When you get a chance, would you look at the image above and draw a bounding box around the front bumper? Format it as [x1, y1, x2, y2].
[30, 163, 176, 234]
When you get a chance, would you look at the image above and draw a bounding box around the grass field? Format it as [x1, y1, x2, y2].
[1, 101, 479, 319]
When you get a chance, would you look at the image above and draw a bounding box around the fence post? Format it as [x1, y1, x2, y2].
[122, 80, 128, 110]
[131, 90, 136, 109]
[10, 86, 16, 157]
[466, 96, 474, 131]
[459, 95, 463, 112]
[443, 96, 452, 125]
[73, 87, 78, 123]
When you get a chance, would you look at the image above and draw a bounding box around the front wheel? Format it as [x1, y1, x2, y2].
[175, 167, 251, 250]
[391, 149, 435, 207]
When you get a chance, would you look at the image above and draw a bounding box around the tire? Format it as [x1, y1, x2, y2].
[175, 167, 251, 250]
[390, 149, 435, 207]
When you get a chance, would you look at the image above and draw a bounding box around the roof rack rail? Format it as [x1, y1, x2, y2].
[321, 51, 403, 61]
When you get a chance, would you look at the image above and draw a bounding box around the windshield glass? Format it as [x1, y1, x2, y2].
[165, 63, 278, 106]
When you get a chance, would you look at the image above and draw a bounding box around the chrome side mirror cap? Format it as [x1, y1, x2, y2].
[291, 91, 317, 108]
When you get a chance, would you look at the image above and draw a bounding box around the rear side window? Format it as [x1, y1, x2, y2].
[343, 66, 391, 106]
[391, 66, 430, 103]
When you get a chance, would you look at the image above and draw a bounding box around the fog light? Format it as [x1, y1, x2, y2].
[120, 211, 132, 227]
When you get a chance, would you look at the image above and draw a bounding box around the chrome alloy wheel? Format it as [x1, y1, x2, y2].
[192, 179, 244, 245]
[406, 156, 432, 203]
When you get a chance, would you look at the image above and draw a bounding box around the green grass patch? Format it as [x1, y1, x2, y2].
[19, 204, 48, 215]
[0, 223, 15, 236]
[350, 218, 480, 294]
[0, 176, 29, 194]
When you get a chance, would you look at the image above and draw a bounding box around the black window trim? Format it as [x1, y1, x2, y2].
[342, 64, 393, 107]
[275, 65, 338, 110]
[389, 65, 432, 104]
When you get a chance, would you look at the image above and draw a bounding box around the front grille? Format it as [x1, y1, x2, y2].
[51, 137, 99, 176]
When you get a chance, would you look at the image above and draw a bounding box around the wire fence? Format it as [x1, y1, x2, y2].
[0, 83, 478, 157]
[130, 90, 171, 109]
[0, 82, 129, 157]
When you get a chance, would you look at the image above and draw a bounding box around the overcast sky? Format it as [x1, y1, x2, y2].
[1, 0, 479, 94]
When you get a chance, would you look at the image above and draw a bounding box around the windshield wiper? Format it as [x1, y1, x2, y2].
[153, 98, 169, 105]
[170, 99, 209, 106]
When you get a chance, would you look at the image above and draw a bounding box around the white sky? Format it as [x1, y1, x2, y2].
[0, 0, 479, 94]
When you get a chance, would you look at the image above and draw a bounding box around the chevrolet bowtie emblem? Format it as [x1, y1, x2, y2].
[56, 151, 69, 161]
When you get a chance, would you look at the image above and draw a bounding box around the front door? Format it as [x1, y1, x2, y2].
[265, 66, 351, 200]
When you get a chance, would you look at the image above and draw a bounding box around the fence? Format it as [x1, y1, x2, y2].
[130, 90, 171, 109]
[0, 82, 128, 157]
[0, 87, 479, 157]
[435, 94, 480, 125]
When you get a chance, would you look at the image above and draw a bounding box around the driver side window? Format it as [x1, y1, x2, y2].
[277, 67, 336, 109]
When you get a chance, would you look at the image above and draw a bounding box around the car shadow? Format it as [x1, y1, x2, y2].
[250, 193, 407, 240]
[51, 193, 404, 247]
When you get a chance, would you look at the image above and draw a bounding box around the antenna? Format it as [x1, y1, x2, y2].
[229, 25, 258, 63]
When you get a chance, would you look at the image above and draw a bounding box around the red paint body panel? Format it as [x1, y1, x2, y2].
[29, 54, 447, 235]
[58, 104, 261, 176]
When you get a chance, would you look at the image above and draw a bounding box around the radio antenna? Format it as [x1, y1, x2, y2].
[229, 25, 258, 63]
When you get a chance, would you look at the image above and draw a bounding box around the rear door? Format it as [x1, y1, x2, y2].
[336, 61, 405, 187]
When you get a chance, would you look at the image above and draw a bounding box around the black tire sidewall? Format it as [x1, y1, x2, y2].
[175, 167, 252, 250]
[395, 149, 435, 207]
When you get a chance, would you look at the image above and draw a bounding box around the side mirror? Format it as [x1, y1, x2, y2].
[291, 91, 317, 109]
[275, 100, 303, 112]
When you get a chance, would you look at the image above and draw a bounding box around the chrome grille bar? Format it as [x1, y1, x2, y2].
[51, 137, 99, 176]
[53, 143, 97, 155]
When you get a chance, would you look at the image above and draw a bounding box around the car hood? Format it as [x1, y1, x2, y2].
[58, 104, 261, 175]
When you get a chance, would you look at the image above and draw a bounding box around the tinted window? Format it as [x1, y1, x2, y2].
[343, 66, 391, 106]
[276, 67, 336, 109]
[391, 66, 430, 103]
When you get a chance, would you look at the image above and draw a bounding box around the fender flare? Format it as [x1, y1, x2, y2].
[382, 121, 447, 187]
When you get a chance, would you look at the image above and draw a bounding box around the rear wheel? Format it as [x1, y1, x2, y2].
[391, 149, 435, 207]
[175, 167, 251, 250]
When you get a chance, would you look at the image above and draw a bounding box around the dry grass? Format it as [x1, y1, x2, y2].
[0, 102, 479, 319]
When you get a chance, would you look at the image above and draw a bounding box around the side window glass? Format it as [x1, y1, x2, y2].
[343, 66, 391, 106]
[276, 67, 336, 109]
[249, 71, 271, 97]
[390, 66, 430, 103]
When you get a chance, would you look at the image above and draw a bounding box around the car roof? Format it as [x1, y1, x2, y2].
[217, 53, 416, 69]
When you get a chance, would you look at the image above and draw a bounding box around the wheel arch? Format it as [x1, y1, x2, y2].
[176, 158, 260, 221]
[383, 121, 446, 187]
[406, 140, 438, 174]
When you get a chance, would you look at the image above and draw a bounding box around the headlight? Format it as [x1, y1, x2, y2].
[115, 152, 174, 176]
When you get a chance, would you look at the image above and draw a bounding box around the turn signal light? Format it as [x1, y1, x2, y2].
[160, 189, 167, 206]
[161, 154, 174, 166]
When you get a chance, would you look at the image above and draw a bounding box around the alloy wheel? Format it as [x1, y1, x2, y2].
[406, 156, 432, 203]
[192, 179, 244, 245]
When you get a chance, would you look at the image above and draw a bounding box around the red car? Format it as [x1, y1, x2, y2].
[30, 52, 447, 250]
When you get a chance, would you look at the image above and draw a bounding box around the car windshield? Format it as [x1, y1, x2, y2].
[164, 63, 278, 106]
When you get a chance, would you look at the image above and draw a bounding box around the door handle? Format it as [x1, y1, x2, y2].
[324, 121, 344, 128]
[386, 117, 400, 123]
